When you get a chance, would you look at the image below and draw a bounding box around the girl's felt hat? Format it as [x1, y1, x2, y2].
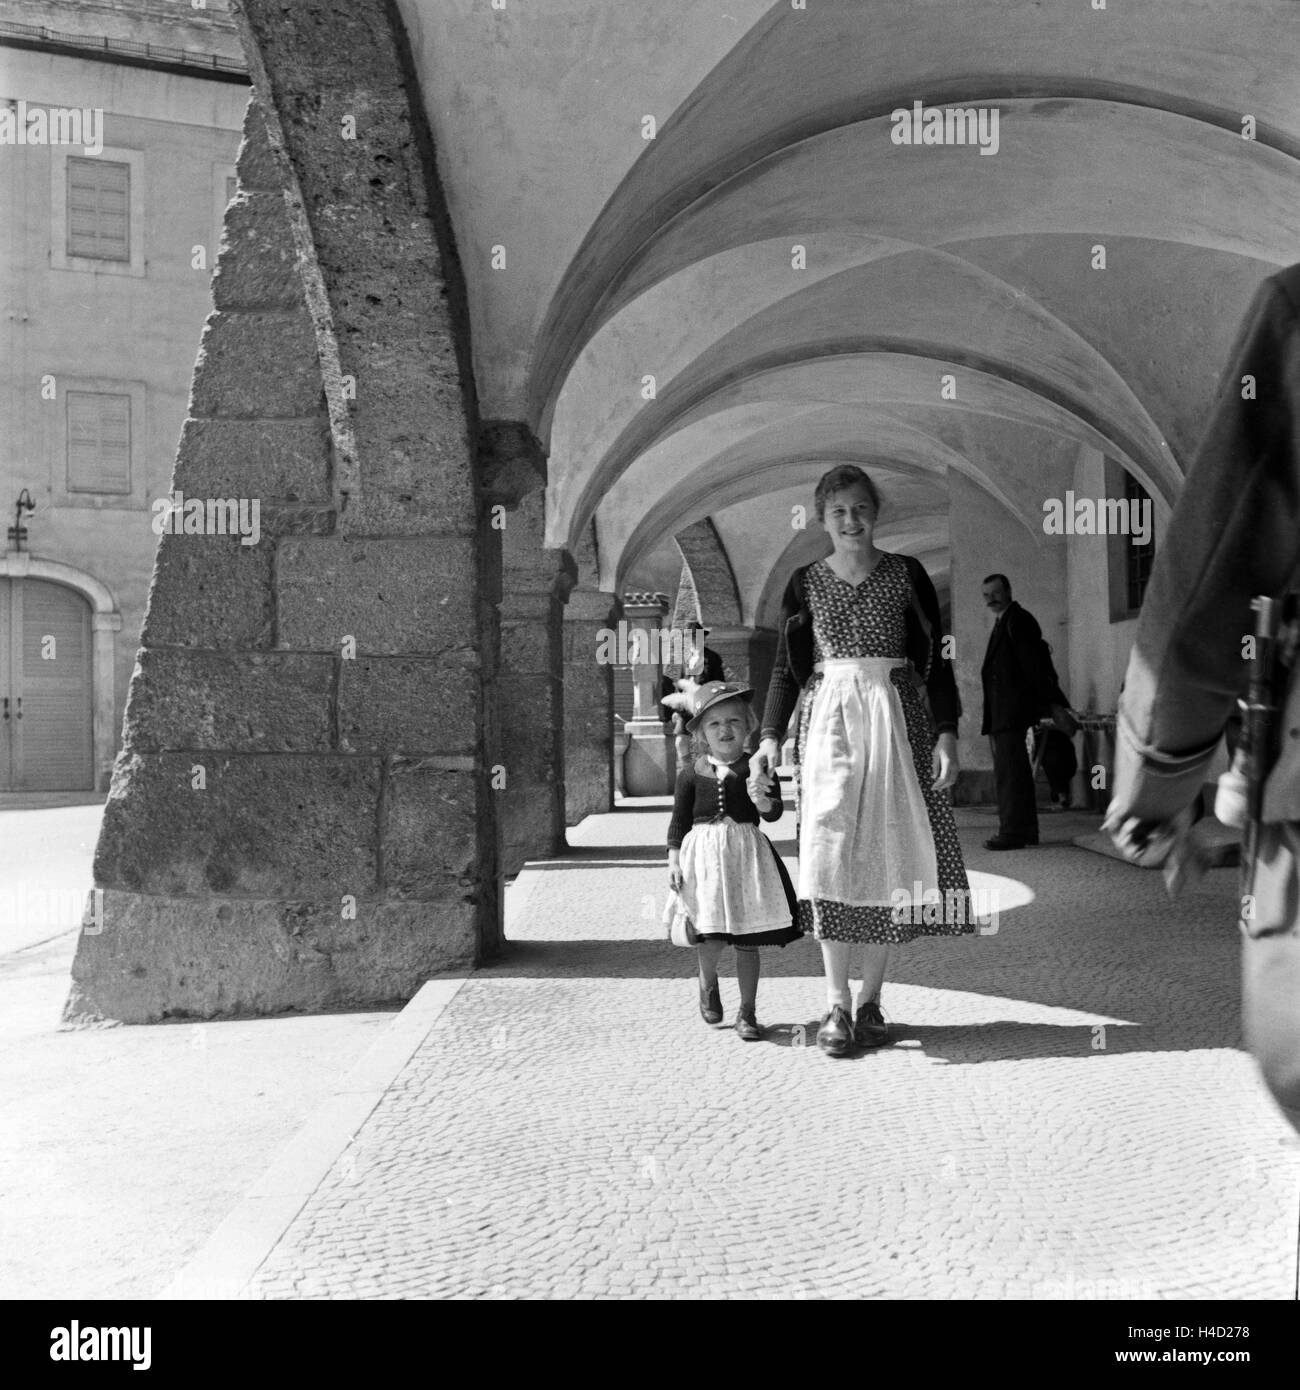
[685, 680, 754, 732]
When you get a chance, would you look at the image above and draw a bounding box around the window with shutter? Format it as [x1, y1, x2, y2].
[66, 157, 129, 261]
[66, 391, 132, 493]
[1124, 473, 1156, 614]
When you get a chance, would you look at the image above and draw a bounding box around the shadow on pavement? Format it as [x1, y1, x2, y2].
[751, 1019, 1156, 1061]
[480, 863, 1244, 1063]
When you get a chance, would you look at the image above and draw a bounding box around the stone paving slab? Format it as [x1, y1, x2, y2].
[232, 805, 1299, 1299]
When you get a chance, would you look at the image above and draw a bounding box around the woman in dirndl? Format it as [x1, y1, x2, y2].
[754, 465, 975, 1057]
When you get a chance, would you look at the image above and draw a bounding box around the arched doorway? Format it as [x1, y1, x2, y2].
[0, 578, 94, 791]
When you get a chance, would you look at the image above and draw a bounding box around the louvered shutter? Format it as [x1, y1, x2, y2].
[67, 157, 129, 261]
[67, 391, 131, 493]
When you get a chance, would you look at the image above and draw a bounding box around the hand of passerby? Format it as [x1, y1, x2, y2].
[931, 731, 959, 790]
[1103, 804, 1193, 868]
[668, 861, 684, 892]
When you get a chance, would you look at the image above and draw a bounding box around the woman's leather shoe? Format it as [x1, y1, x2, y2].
[816, 1005, 854, 1056]
[853, 999, 890, 1048]
[734, 1006, 763, 1041]
[699, 981, 723, 1024]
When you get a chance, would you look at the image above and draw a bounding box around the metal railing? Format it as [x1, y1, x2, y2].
[0, 18, 247, 74]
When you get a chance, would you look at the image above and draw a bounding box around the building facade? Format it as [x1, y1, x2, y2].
[0, 0, 246, 794]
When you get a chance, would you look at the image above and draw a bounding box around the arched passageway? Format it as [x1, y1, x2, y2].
[68, 0, 1300, 1018]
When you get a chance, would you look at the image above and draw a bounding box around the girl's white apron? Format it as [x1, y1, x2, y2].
[675, 820, 792, 935]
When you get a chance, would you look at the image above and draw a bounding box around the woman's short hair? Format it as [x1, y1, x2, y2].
[689, 696, 759, 756]
[814, 465, 881, 523]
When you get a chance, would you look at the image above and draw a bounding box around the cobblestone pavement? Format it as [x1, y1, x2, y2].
[242, 804, 1300, 1299]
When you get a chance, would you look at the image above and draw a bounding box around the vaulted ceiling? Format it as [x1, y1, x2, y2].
[401, 0, 1300, 620]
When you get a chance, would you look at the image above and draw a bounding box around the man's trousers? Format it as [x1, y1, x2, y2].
[990, 726, 1038, 842]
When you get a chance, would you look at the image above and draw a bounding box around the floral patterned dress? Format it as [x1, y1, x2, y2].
[794, 555, 973, 943]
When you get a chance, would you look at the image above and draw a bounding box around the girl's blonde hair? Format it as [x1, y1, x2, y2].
[689, 696, 759, 757]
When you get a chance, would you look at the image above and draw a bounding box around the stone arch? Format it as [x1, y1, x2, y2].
[613, 443, 1032, 597]
[527, 0, 1300, 421]
[752, 520, 951, 636]
[672, 519, 741, 629]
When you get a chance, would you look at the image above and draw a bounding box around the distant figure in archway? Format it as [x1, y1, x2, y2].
[979, 574, 1070, 848]
[754, 465, 974, 1057]
[661, 623, 726, 764]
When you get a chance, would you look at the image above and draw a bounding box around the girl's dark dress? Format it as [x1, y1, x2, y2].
[667, 752, 801, 946]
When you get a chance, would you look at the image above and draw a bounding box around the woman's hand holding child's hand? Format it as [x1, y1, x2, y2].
[753, 737, 781, 777]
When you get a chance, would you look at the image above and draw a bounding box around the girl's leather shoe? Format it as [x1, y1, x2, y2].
[816, 1005, 854, 1056]
[853, 1000, 890, 1048]
[734, 1006, 763, 1041]
[699, 981, 723, 1024]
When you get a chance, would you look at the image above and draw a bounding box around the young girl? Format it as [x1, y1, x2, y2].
[666, 680, 802, 1039]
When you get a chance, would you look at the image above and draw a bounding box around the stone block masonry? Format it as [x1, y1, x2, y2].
[65, 1, 500, 1022]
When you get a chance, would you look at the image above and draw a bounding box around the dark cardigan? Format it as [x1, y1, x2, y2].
[760, 554, 962, 742]
[666, 753, 784, 849]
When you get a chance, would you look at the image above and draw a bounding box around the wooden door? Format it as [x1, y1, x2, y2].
[0, 579, 94, 791]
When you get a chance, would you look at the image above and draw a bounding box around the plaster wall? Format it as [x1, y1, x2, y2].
[0, 48, 245, 780]
[1066, 445, 1137, 719]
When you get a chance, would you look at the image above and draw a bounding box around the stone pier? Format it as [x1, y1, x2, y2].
[65, 0, 498, 1021]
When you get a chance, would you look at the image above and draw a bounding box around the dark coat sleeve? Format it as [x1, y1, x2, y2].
[1007, 607, 1059, 714]
[666, 769, 696, 849]
[908, 557, 961, 733]
[1110, 268, 1300, 824]
[760, 574, 802, 742]
[982, 604, 1056, 732]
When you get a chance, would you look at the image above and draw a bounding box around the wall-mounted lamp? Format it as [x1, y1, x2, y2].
[8, 489, 35, 552]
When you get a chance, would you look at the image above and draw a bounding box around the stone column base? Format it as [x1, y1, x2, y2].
[623, 718, 675, 796]
[64, 889, 476, 1024]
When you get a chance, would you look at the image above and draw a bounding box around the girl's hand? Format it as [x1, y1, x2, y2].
[932, 731, 959, 790]
[664, 850, 686, 895]
[747, 769, 774, 806]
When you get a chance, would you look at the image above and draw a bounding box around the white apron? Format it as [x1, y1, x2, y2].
[673, 820, 793, 936]
[798, 657, 938, 906]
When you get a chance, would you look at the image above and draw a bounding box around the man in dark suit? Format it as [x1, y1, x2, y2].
[980, 574, 1062, 849]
